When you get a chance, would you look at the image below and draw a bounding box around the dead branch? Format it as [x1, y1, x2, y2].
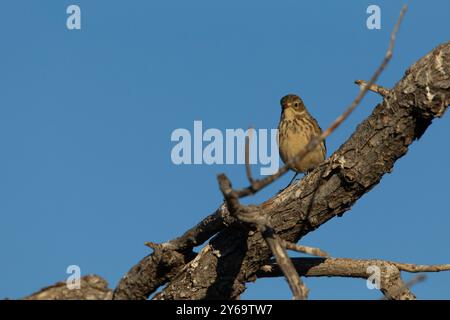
[258, 257, 450, 300]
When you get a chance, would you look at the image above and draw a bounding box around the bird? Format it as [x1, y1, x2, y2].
[278, 94, 326, 185]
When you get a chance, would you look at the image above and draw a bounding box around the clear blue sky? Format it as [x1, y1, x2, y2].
[1, 0, 449, 300]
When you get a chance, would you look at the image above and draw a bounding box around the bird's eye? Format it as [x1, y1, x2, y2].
[294, 103, 299, 108]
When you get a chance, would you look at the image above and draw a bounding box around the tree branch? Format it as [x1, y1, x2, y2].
[281, 239, 329, 258]
[257, 257, 450, 300]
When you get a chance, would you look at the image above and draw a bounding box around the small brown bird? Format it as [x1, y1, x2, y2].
[278, 94, 326, 184]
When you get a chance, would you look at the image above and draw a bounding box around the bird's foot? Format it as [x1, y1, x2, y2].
[277, 173, 301, 194]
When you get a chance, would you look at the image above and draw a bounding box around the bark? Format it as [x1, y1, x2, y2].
[24, 275, 112, 300]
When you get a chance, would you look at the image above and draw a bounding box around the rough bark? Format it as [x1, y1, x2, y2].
[113, 241, 196, 300]
[24, 275, 113, 300]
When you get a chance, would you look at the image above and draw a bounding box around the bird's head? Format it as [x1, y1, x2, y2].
[280, 94, 306, 113]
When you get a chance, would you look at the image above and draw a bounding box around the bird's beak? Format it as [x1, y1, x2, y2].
[282, 104, 289, 110]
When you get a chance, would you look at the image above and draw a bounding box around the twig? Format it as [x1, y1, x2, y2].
[245, 128, 256, 187]
[234, 5, 408, 198]
[393, 262, 450, 273]
[355, 80, 391, 98]
[281, 239, 329, 257]
[320, 5, 406, 138]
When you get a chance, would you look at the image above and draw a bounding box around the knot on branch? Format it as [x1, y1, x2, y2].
[145, 241, 195, 268]
[399, 43, 450, 119]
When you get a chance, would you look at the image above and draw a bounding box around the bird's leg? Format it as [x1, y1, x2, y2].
[288, 172, 299, 186]
[277, 172, 300, 194]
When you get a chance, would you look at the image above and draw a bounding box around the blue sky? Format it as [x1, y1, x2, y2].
[0, 0, 449, 299]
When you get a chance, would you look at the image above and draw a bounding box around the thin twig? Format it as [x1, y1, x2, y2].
[245, 128, 256, 187]
[281, 239, 329, 257]
[394, 262, 450, 273]
[235, 5, 408, 198]
[355, 80, 391, 98]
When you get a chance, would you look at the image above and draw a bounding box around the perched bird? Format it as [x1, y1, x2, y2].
[278, 94, 326, 184]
